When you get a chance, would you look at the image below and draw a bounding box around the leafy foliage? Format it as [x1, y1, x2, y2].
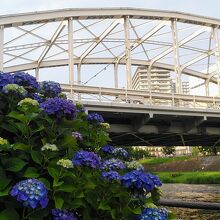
[0, 72, 173, 219]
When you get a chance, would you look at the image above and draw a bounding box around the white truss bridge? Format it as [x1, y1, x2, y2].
[2, 8, 220, 145]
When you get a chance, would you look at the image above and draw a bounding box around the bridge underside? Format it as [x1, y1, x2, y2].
[85, 102, 220, 146]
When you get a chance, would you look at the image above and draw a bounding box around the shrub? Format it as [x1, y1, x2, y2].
[0, 72, 173, 219]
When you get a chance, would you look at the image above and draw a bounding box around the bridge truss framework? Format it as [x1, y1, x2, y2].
[1, 8, 220, 96]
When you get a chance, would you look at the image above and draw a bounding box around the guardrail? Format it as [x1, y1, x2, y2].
[61, 84, 220, 110]
[159, 199, 220, 210]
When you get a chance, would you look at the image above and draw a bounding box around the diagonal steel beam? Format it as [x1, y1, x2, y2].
[77, 20, 116, 57]
[180, 50, 215, 71]
[129, 20, 149, 59]
[117, 21, 169, 63]
[150, 27, 211, 64]
[37, 21, 67, 68]
[80, 19, 123, 62]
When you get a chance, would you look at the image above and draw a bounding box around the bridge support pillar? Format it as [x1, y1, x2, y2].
[124, 16, 132, 90]
[0, 26, 4, 72]
[213, 27, 220, 96]
[205, 79, 209, 96]
[68, 18, 74, 86]
[171, 20, 181, 94]
[77, 63, 81, 85]
[114, 63, 119, 89]
[35, 68, 39, 80]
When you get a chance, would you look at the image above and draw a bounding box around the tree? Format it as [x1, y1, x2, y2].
[198, 146, 220, 156]
[162, 146, 176, 156]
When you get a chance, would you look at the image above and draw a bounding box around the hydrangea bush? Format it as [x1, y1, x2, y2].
[0, 72, 175, 220]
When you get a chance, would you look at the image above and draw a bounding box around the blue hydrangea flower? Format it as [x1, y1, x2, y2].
[39, 81, 61, 97]
[86, 113, 104, 124]
[72, 150, 102, 169]
[102, 171, 121, 181]
[40, 97, 77, 119]
[10, 179, 48, 209]
[101, 145, 114, 154]
[52, 209, 77, 220]
[121, 170, 162, 192]
[0, 72, 14, 91]
[29, 93, 43, 103]
[137, 208, 168, 220]
[13, 72, 39, 92]
[102, 158, 126, 171]
[112, 147, 129, 157]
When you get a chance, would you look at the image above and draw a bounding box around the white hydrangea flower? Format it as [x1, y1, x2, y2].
[57, 159, 73, 168]
[0, 137, 8, 145]
[18, 98, 39, 107]
[100, 123, 110, 129]
[41, 143, 58, 151]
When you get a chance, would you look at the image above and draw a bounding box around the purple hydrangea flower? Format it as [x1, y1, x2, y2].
[102, 158, 126, 171]
[40, 97, 77, 119]
[52, 209, 77, 220]
[39, 81, 61, 97]
[13, 72, 39, 92]
[72, 132, 83, 141]
[86, 113, 104, 124]
[29, 93, 43, 103]
[101, 145, 114, 154]
[121, 170, 162, 192]
[72, 150, 102, 169]
[10, 179, 48, 209]
[102, 171, 121, 181]
[137, 208, 168, 220]
[112, 148, 129, 157]
[0, 72, 14, 91]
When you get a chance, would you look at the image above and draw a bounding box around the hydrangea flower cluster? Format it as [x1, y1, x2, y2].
[86, 113, 104, 124]
[112, 147, 129, 157]
[137, 208, 168, 220]
[10, 179, 48, 209]
[0, 73, 14, 91]
[72, 150, 102, 169]
[41, 143, 58, 151]
[100, 122, 110, 129]
[57, 159, 73, 168]
[39, 81, 61, 97]
[52, 209, 78, 220]
[3, 84, 27, 97]
[18, 98, 39, 107]
[101, 145, 115, 154]
[29, 93, 43, 103]
[125, 161, 144, 171]
[13, 72, 39, 92]
[121, 170, 162, 192]
[102, 158, 126, 170]
[72, 132, 83, 141]
[102, 171, 121, 181]
[40, 97, 77, 119]
[0, 137, 8, 145]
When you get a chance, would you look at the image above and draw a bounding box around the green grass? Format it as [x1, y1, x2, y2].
[154, 172, 220, 184]
[139, 156, 195, 165]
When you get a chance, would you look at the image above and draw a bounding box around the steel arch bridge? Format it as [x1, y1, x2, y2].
[2, 8, 220, 146]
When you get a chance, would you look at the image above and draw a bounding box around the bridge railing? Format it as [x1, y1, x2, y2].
[61, 84, 220, 109]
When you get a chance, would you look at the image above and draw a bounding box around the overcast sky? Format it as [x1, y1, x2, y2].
[1, 0, 220, 19]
